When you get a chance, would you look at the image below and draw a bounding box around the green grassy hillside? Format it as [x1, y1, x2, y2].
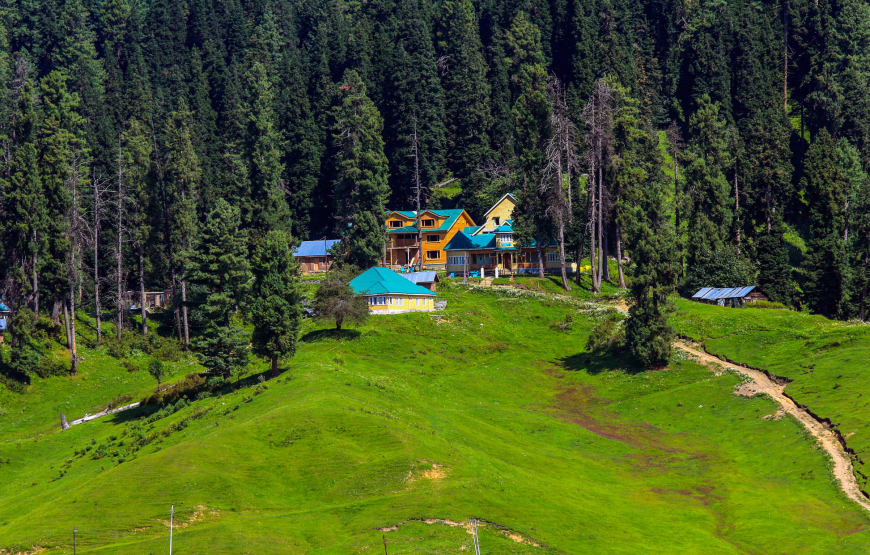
[673, 298, 870, 493]
[1, 288, 869, 554]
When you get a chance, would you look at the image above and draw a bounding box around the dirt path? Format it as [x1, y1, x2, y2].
[675, 341, 870, 512]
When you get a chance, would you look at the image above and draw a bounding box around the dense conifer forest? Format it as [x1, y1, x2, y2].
[2, 0, 870, 370]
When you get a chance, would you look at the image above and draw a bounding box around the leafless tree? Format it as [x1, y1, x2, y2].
[582, 78, 616, 294]
[64, 146, 89, 374]
[541, 76, 580, 291]
[86, 169, 111, 346]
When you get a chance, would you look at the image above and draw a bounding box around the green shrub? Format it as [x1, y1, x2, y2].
[141, 373, 207, 406]
[121, 360, 139, 373]
[35, 357, 69, 378]
[32, 317, 63, 342]
[586, 312, 626, 354]
[744, 300, 789, 310]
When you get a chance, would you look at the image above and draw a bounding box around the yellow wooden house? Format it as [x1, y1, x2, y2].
[350, 267, 437, 314]
[444, 193, 562, 276]
[383, 208, 476, 270]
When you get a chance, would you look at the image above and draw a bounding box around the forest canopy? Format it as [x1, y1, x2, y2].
[2, 0, 870, 369]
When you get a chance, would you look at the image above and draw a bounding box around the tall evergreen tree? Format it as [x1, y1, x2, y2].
[250, 230, 302, 377]
[437, 0, 493, 215]
[330, 70, 390, 269]
[802, 129, 852, 318]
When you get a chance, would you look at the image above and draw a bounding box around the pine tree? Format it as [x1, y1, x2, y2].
[623, 128, 678, 367]
[803, 129, 852, 318]
[510, 13, 552, 280]
[189, 199, 252, 378]
[244, 61, 290, 245]
[384, 0, 446, 209]
[681, 95, 734, 291]
[122, 119, 153, 335]
[163, 99, 201, 347]
[437, 0, 493, 215]
[330, 70, 390, 269]
[250, 230, 302, 377]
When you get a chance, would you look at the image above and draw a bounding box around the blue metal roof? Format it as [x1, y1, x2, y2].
[401, 271, 439, 285]
[695, 286, 757, 300]
[294, 239, 341, 257]
[692, 287, 712, 298]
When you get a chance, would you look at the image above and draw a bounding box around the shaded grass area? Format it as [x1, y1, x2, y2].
[0, 290, 868, 553]
[490, 259, 626, 300]
[673, 297, 870, 491]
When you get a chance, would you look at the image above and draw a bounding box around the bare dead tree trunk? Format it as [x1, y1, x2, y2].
[151, 118, 183, 345]
[139, 246, 147, 335]
[116, 137, 124, 342]
[32, 240, 38, 314]
[68, 277, 77, 375]
[597, 160, 604, 289]
[735, 172, 741, 254]
[63, 298, 72, 350]
[180, 181, 191, 348]
[93, 173, 104, 346]
[861, 248, 869, 321]
[616, 222, 626, 289]
[412, 113, 424, 272]
[557, 222, 569, 290]
[536, 230, 546, 279]
[50, 300, 61, 326]
[784, 1, 789, 113]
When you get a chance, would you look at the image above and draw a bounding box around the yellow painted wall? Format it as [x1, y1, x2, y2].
[365, 294, 436, 313]
[484, 196, 516, 229]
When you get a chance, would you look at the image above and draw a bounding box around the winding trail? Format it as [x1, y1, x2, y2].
[675, 341, 870, 512]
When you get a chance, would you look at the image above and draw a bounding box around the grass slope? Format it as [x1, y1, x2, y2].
[674, 298, 870, 493]
[0, 288, 868, 553]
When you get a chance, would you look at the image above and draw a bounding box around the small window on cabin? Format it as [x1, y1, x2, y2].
[426, 235, 440, 243]
[390, 220, 403, 228]
[493, 217, 501, 226]
[426, 250, 439, 260]
[421, 219, 435, 227]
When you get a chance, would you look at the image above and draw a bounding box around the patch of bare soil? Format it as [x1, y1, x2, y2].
[734, 382, 761, 397]
[763, 410, 786, 421]
[378, 518, 544, 548]
[676, 341, 870, 512]
[159, 505, 220, 529]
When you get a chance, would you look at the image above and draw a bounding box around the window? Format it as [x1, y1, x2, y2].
[398, 297, 404, 306]
[426, 250, 439, 260]
[389, 296, 393, 305]
[369, 296, 387, 306]
[493, 217, 501, 226]
[421, 219, 435, 227]
[498, 233, 512, 245]
[426, 235, 440, 243]
[547, 252, 559, 263]
[390, 220, 403, 228]
[415, 297, 420, 306]
[448, 256, 468, 265]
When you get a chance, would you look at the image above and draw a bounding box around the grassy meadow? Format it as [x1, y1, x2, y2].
[673, 297, 870, 492]
[0, 287, 868, 553]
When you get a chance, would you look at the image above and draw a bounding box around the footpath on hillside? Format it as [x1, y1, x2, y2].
[676, 341, 870, 512]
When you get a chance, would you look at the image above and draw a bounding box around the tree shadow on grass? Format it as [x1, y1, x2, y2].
[301, 328, 362, 343]
[559, 350, 647, 376]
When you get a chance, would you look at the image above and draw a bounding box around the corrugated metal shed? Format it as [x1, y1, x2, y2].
[693, 286, 758, 301]
[294, 239, 341, 257]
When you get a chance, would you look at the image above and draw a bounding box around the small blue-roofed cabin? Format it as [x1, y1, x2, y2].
[294, 239, 341, 274]
[691, 286, 768, 307]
